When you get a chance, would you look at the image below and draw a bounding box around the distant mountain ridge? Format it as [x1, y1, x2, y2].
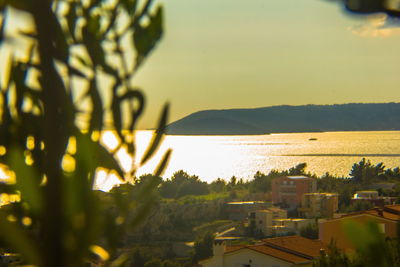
[166, 103, 400, 135]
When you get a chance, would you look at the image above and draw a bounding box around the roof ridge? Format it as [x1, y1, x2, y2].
[263, 242, 315, 260]
[245, 245, 310, 264]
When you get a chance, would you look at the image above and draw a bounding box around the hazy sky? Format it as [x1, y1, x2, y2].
[134, 0, 400, 129]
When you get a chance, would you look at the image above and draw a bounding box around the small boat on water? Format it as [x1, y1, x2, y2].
[309, 138, 317, 141]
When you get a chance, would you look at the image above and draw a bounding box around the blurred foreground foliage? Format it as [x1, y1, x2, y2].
[0, 0, 170, 266]
[331, 0, 400, 17]
[314, 221, 400, 267]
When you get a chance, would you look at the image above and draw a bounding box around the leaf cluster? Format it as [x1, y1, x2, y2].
[0, 0, 169, 266]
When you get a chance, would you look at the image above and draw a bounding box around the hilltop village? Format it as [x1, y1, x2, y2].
[98, 159, 400, 266]
[2, 159, 400, 266]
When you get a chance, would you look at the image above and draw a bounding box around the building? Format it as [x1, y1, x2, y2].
[319, 205, 400, 253]
[248, 208, 287, 236]
[200, 236, 324, 267]
[299, 193, 339, 218]
[272, 218, 313, 236]
[224, 201, 272, 221]
[351, 190, 396, 207]
[271, 176, 317, 208]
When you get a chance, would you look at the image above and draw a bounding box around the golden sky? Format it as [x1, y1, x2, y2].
[133, 0, 400, 128]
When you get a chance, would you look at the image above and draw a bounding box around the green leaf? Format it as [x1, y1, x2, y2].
[140, 103, 169, 165]
[103, 7, 118, 36]
[88, 78, 103, 132]
[343, 220, 383, 251]
[0, 15, 5, 43]
[18, 30, 37, 39]
[74, 54, 92, 68]
[23, 88, 43, 114]
[152, 5, 163, 40]
[66, 2, 78, 40]
[88, 15, 101, 38]
[66, 64, 87, 78]
[53, 13, 69, 63]
[11, 62, 29, 115]
[111, 94, 122, 133]
[96, 144, 125, 181]
[6, 146, 43, 214]
[129, 197, 157, 229]
[0, 183, 17, 194]
[133, 6, 163, 67]
[0, 216, 42, 265]
[3, 53, 13, 90]
[119, 89, 145, 131]
[154, 149, 171, 177]
[109, 252, 131, 267]
[75, 132, 125, 182]
[82, 17, 105, 67]
[3, 0, 34, 11]
[74, 132, 97, 189]
[121, 0, 137, 16]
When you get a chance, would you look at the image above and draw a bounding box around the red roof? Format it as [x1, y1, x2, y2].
[263, 235, 325, 258]
[246, 244, 312, 264]
[221, 236, 323, 264]
[337, 205, 400, 222]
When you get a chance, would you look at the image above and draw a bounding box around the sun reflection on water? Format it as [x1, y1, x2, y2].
[0, 131, 399, 192]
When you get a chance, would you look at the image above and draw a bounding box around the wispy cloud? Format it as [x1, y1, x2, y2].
[349, 13, 400, 37]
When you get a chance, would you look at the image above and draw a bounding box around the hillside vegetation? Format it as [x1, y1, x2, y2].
[167, 103, 400, 135]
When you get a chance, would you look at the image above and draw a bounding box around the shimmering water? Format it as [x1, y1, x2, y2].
[108, 130, 400, 188]
[2, 131, 398, 191]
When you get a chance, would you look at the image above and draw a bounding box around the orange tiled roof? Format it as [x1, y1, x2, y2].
[384, 205, 400, 214]
[364, 208, 400, 221]
[330, 205, 400, 222]
[223, 236, 323, 264]
[224, 245, 244, 253]
[224, 244, 311, 264]
[263, 235, 325, 258]
[247, 244, 311, 264]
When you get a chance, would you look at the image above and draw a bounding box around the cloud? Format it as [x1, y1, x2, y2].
[348, 13, 400, 37]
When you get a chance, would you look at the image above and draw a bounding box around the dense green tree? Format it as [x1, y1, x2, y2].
[192, 232, 214, 263]
[349, 158, 385, 184]
[250, 171, 273, 193]
[314, 241, 352, 267]
[385, 167, 400, 180]
[288, 163, 307, 175]
[343, 200, 374, 213]
[159, 170, 209, 198]
[209, 178, 227, 192]
[229, 176, 237, 187]
[300, 222, 318, 240]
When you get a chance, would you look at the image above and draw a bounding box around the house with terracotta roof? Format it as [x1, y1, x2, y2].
[199, 236, 324, 267]
[319, 204, 400, 253]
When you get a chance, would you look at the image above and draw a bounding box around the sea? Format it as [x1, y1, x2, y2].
[95, 130, 400, 190]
